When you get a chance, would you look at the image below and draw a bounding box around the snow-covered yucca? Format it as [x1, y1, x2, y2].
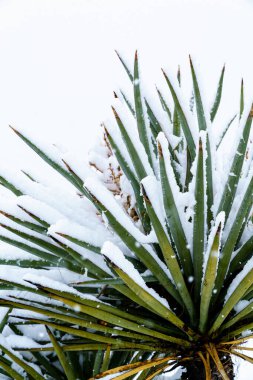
[0, 52, 252, 380]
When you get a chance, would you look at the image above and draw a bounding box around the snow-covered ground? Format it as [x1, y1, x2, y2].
[0, 0, 252, 378]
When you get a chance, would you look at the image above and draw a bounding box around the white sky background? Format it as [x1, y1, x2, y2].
[0, 0, 253, 377]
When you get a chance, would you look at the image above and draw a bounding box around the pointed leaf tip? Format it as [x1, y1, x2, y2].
[199, 137, 203, 151]
[55, 232, 66, 237]
[111, 106, 119, 120]
[62, 159, 71, 172]
[216, 222, 222, 235]
[250, 103, 253, 117]
[9, 125, 18, 133]
[0, 210, 8, 217]
[161, 68, 168, 80]
[140, 183, 150, 204]
[135, 50, 138, 60]
[157, 141, 163, 157]
[103, 254, 118, 270]
[103, 125, 109, 137]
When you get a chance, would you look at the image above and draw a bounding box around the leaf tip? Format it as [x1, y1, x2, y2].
[157, 140, 163, 157]
[199, 137, 203, 151]
[111, 106, 119, 120]
[9, 125, 18, 134]
[250, 103, 253, 117]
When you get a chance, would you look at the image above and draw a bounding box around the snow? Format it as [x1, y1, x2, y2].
[4, 335, 41, 349]
[22, 273, 104, 303]
[12, 127, 68, 170]
[234, 300, 251, 314]
[141, 175, 168, 237]
[0, 267, 37, 288]
[6, 179, 101, 231]
[0, 307, 9, 323]
[213, 102, 253, 219]
[224, 255, 253, 304]
[0, 334, 25, 360]
[0, 246, 41, 261]
[222, 166, 253, 248]
[89, 151, 110, 173]
[0, 198, 36, 223]
[17, 195, 64, 225]
[48, 218, 109, 247]
[85, 177, 155, 244]
[202, 211, 225, 276]
[61, 151, 94, 183]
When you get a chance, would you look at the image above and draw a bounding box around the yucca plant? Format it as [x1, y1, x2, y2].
[0, 52, 252, 380]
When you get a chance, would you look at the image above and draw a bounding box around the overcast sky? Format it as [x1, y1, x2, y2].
[0, 0, 252, 377]
[1, 0, 253, 171]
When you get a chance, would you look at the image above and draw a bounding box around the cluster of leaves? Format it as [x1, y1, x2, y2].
[0, 52, 251, 380]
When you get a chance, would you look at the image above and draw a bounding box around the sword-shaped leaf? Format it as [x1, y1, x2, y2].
[0, 234, 81, 273]
[210, 65, 225, 122]
[217, 105, 253, 220]
[213, 174, 253, 301]
[46, 327, 76, 380]
[220, 299, 253, 333]
[162, 69, 195, 161]
[0, 258, 56, 268]
[85, 177, 181, 303]
[141, 177, 195, 322]
[10, 126, 88, 196]
[0, 357, 24, 380]
[157, 133, 193, 278]
[134, 51, 153, 168]
[115, 50, 133, 82]
[0, 308, 12, 333]
[0, 337, 45, 380]
[101, 345, 111, 373]
[193, 133, 206, 301]
[240, 79, 244, 119]
[0, 298, 160, 342]
[23, 274, 182, 336]
[156, 87, 172, 122]
[144, 99, 162, 137]
[55, 232, 101, 253]
[199, 214, 224, 333]
[216, 114, 237, 149]
[228, 236, 253, 277]
[112, 107, 148, 180]
[102, 242, 195, 339]
[0, 210, 47, 234]
[104, 125, 150, 233]
[209, 265, 253, 335]
[189, 57, 213, 227]
[120, 90, 135, 116]
[0, 175, 23, 196]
